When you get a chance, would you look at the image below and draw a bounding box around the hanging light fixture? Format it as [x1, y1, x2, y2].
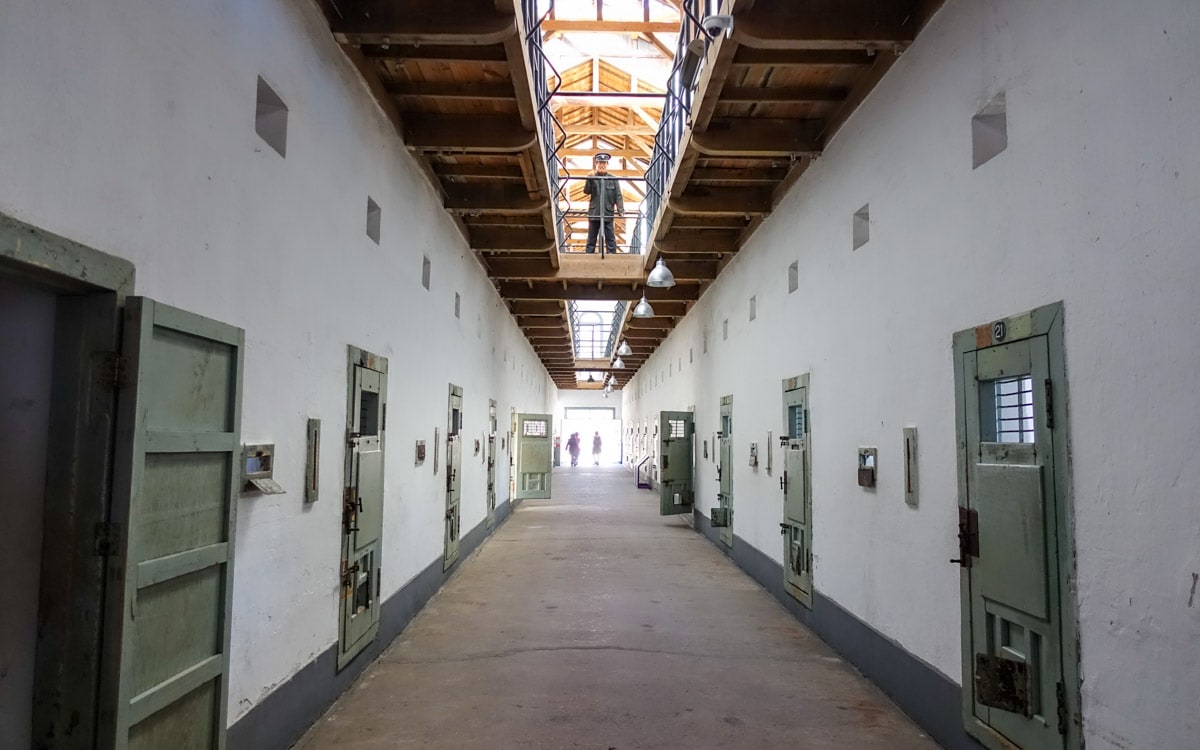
[586, 373, 596, 383]
[617, 340, 632, 357]
[604, 383, 613, 394]
[632, 293, 655, 318]
[612, 357, 625, 369]
[646, 257, 676, 288]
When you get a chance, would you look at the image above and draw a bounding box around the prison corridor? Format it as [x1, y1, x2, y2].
[295, 466, 937, 749]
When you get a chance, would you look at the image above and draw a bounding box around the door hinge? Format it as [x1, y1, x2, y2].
[951, 507, 979, 567]
[96, 352, 132, 389]
[1056, 681, 1068, 735]
[381, 403, 387, 432]
[1044, 379, 1054, 429]
[94, 522, 121, 556]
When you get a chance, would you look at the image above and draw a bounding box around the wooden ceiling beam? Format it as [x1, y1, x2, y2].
[444, 184, 543, 214]
[405, 115, 536, 153]
[331, 1, 516, 46]
[691, 119, 823, 158]
[732, 0, 917, 51]
[551, 93, 665, 108]
[720, 85, 849, 103]
[561, 123, 657, 136]
[509, 300, 564, 316]
[669, 188, 773, 215]
[655, 231, 742, 253]
[691, 167, 788, 183]
[731, 48, 875, 67]
[469, 227, 554, 251]
[385, 81, 516, 101]
[560, 148, 650, 159]
[358, 44, 509, 62]
[540, 20, 680, 33]
[669, 215, 753, 230]
[499, 282, 699, 301]
[435, 163, 526, 180]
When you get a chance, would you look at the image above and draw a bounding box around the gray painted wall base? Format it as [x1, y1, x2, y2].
[690, 510, 983, 750]
[229, 497, 519, 750]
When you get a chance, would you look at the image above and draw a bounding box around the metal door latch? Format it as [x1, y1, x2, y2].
[779, 522, 792, 535]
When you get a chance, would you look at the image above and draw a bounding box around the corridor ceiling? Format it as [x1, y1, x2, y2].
[319, 0, 945, 390]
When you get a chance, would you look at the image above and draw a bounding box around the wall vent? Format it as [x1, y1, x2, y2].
[366, 197, 381, 244]
[749, 296, 757, 322]
[853, 204, 870, 250]
[788, 261, 799, 293]
[973, 92, 1008, 169]
[255, 76, 288, 157]
[422, 256, 431, 290]
[723, 319, 729, 340]
[454, 293, 461, 319]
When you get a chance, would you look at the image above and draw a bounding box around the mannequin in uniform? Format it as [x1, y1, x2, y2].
[582, 152, 625, 253]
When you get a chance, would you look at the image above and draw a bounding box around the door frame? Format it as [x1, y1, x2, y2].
[781, 374, 813, 608]
[952, 302, 1081, 749]
[2, 212, 135, 749]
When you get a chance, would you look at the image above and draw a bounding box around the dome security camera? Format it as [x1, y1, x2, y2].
[701, 14, 734, 39]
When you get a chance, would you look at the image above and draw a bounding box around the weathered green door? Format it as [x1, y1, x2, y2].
[713, 395, 734, 546]
[514, 413, 552, 500]
[954, 304, 1077, 750]
[444, 385, 463, 569]
[486, 400, 498, 528]
[101, 298, 244, 750]
[781, 376, 812, 606]
[339, 348, 387, 670]
[658, 411, 694, 515]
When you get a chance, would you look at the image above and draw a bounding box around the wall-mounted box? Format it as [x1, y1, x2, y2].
[305, 419, 320, 502]
[749, 442, 759, 467]
[415, 440, 426, 465]
[903, 427, 919, 507]
[858, 447, 878, 489]
[243, 443, 285, 494]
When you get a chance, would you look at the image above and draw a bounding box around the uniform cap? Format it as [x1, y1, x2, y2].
[595, 152, 612, 162]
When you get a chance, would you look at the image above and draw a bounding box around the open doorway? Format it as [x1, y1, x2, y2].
[560, 407, 622, 467]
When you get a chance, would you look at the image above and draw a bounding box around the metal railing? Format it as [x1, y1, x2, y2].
[521, 0, 571, 250]
[628, 0, 711, 256]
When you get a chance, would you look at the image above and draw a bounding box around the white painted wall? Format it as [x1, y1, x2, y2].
[0, 279, 56, 750]
[0, 0, 554, 725]
[622, 1, 1200, 748]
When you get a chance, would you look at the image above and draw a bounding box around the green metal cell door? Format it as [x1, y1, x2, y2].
[100, 298, 244, 750]
[339, 348, 387, 670]
[781, 376, 812, 606]
[486, 399, 498, 528]
[514, 413, 552, 500]
[658, 411, 694, 515]
[712, 395, 734, 546]
[444, 385, 463, 569]
[954, 304, 1078, 750]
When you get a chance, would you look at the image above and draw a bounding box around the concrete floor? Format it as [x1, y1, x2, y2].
[296, 466, 940, 749]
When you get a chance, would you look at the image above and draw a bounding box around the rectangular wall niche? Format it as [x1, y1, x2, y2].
[972, 92, 1008, 169]
[422, 256, 431, 290]
[788, 261, 799, 293]
[722, 319, 729, 340]
[853, 204, 870, 250]
[454, 292, 461, 318]
[749, 296, 757, 322]
[255, 76, 288, 158]
[366, 197, 381, 244]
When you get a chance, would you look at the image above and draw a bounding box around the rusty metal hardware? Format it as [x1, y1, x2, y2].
[779, 522, 792, 535]
[975, 654, 1030, 716]
[951, 507, 979, 567]
[1056, 681, 1068, 735]
[779, 471, 788, 493]
[340, 562, 359, 590]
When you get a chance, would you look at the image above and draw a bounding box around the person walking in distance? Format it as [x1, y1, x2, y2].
[592, 431, 603, 466]
[583, 152, 624, 254]
[567, 432, 580, 467]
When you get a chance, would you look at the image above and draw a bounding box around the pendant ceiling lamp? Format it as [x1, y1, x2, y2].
[632, 293, 655, 318]
[646, 257, 676, 288]
[612, 357, 625, 369]
[617, 340, 632, 357]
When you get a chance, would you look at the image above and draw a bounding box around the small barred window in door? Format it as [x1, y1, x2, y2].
[523, 419, 547, 437]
